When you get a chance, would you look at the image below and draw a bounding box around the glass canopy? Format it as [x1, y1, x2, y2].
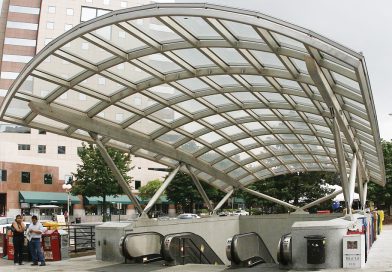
[0, 3, 385, 192]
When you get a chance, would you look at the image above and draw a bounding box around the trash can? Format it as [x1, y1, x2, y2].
[75, 217, 81, 224]
[305, 235, 326, 264]
[58, 230, 69, 259]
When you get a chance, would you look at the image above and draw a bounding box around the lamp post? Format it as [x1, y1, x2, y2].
[62, 183, 72, 225]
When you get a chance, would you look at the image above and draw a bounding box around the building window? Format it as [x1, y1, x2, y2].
[38, 145, 46, 154]
[66, 8, 74, 16]
[21, 172, 30, 183]
[44, 173, 53, 184]
[38, 130, 46, 134]
[46, 22, 54, 29]
[0, 170, 7, 181]
[134, 180, 141, 190]
[58, 146, 66, 154]
[18, 144, 30, 150]
[48, 6, 56, 13]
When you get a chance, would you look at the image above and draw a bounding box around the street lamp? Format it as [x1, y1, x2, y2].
[62, 183, 72, 225]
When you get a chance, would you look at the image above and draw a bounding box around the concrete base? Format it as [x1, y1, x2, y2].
[95, 221, 135, 262]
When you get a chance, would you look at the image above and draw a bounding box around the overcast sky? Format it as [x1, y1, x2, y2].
[171, 0, 392, 140]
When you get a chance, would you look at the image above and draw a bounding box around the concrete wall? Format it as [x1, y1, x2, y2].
[239, 213, 342, 262]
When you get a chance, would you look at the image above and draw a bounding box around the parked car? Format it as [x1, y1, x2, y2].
[0, 217, 13, 233]
[177, 213, 201, 219]
[233, 210, 249, 216]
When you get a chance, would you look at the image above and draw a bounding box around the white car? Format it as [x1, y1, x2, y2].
[177, 213, 201, 219]
[233, 210, 249, 216]
[0, 217, 13, 233]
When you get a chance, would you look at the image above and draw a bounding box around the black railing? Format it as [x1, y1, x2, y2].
[66, 224, 95, 253]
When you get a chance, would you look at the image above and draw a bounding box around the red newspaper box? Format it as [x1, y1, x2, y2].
[0, 233, 7, 258]
[7, 230, 14, 260]
[42, 230, 61, 261]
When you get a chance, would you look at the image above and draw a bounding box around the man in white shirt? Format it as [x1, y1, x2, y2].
[27, 215, 46, 266]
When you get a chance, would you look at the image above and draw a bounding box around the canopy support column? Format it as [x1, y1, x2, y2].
[90, 132, 144, 216]
[143, 164, 182, 215]
[186, 164, 214, 212]
[357, 164, 367, 211]
[348, 154, 358, 210]
[213, 189, 234, 213]
[301, 189, 343, 210]
[241, 187, 299, 211]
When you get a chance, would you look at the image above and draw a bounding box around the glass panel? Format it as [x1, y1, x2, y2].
[252, 108, 275, 117]
[197, 172, 213, 182]
[237, 137, 257, 147]
[228, 168, 248, 178]
[199, 150, 221, 162]
[255, 169, 272, 179]
[173, 49, 214, 67]
[61, 37, 114, 65]
[244, 161, 262, 171]
[288, 144, 306, 151]
[262, 157, 278, 166]
[269, 144, 288, 153]
[226, 110, 249, 119]
[147, 84, 183, 100]
[276, 78, 300, 89]
[100, 105, 134, 124]
[5, 99, 31, 118]
[278, 134, 297, 141]
[207, 75, 238, 86]
[271, 32, 306, 50]
[231, 152, 251, 162]
[180, 122, 205, 134]
[139, 54, 182, 74]
[78, 74, 125, 95]
[265, 121, 286, 129]
[231, 92, 259, 103]
[221, 20, 263, 42]
[331, 71, 360, 92]
[220, 125, 243, 136]
[121, 94, 158, 111]
[250, 147, 270, 157]
[243, 122, 265, 132]
[291, 95, 313, 107]
[177, 78, 209, 91]
[218, 143, 238, 153]
[199, 131, 223, 144]
[127, 118, 162, 135]
[262, 92, 286, 102]
[203, 94, 232, 106]
[241, 75, 269, 85]
[36, 55, 85, 80]
[152, 108, 184, 123]
[107, 62, 153, 84]
[290, 58, 308, 73]
[172, 16, 221, 39]
[210, 48, 248, 65]
[54, 90, 100, 112]
[289, 121, 308, 130]
[129, 17, 183, 43]
[177, 99, 208, 114]
[96, 24, 146, 52]
[178, 140, 204, 154]
[278, 109, 299, 118]
[251, 50, 285, 69]
[214, 159, 235, 171]
[279, 155, 297, 163]
[157, 131, 185, 145]
[202, 114, 227, 125]
[239, 175, 255, 184]
[28, 77, 59, 98]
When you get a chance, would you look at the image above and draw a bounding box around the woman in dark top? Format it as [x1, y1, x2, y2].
[12, 214, 26, 265]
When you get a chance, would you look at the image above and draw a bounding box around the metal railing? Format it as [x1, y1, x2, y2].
[66, 224, 95, 253]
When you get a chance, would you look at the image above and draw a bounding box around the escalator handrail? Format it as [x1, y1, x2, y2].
[231, 232, 275, 264]
[121, 231, 163, 260]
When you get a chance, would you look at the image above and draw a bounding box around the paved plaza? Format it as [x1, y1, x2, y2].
[1, 224, 391, 272]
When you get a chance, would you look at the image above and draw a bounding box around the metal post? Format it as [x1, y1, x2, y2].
[89, 132, 144, 215]
[143, 164, 182, 214]
[67, 191, 70, 225]
[185, 164, 213, 212]
[213, 189, 234, 213]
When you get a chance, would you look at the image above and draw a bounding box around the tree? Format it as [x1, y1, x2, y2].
[238, 171, 338, 213]
[166, 171, 225, 213]
[71, 142, 132, 221]
[367, 139, 392, 212]
[139, 179, 163, 200]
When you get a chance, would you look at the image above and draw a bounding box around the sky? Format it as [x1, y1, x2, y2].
[169, 0, 392, 140]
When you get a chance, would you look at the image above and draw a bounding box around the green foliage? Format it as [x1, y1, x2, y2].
[71, 143, 132, 221]
[237, 171, 338, 213]
[367, 140, 392, 210]
[166, 171, 225, 213]
[139, 179, 163, 200]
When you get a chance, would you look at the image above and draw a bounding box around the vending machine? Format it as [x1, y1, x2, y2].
[343, 234, 365, 268]
[42, 230, 61, 261]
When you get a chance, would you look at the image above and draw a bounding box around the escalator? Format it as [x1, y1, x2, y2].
[227, 232, 275, 268]
[119, 232, 164, 263]
[162, 232, 224, 266]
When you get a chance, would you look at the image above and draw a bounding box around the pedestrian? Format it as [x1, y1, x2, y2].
[11, 214, 26, 265]
[27, 215, 46, 266]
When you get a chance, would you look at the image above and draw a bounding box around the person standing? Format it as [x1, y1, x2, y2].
[27, 215, 46, 266]
[11, 215, 26, 265]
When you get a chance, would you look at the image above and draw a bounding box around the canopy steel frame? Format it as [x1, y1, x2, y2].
[241, 187, 299, 211]
[186, 164, 214, 212]
[213, 189, 234, 213]
[300, 189, 343, 210]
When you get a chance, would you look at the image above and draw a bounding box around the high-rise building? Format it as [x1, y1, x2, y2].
[0, 0, 168, 218]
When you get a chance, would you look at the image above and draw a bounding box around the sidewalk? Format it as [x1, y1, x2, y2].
[1, 225, 392, 272]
